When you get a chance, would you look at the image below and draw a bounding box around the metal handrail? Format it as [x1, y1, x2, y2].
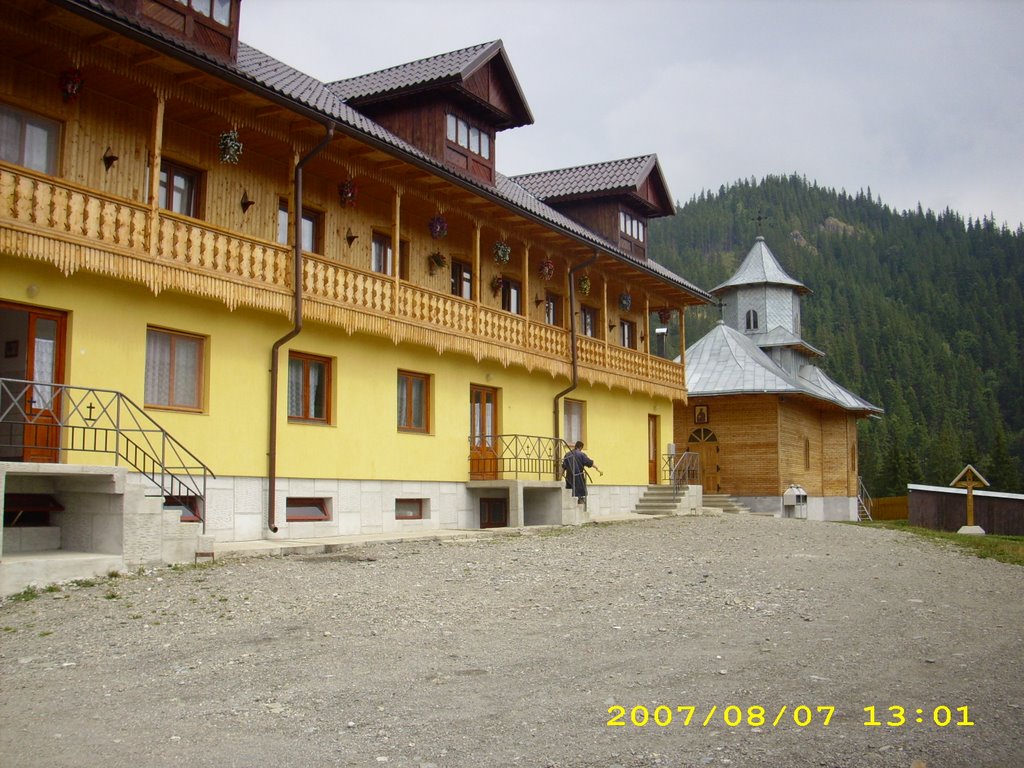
[663, 451, 700, 500]
[857, 476, 873, 521]
[0, 378, 214, 521]
[468, 434, 572, 481]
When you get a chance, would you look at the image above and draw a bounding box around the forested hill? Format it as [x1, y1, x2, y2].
[648, 174, 1023, 497]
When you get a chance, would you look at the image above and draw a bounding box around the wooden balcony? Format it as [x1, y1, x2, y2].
[0, 163, 686, 398]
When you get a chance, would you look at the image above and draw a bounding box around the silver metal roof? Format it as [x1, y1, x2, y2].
[711, 236, 808, 294]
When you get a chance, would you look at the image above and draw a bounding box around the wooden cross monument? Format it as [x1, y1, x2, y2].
[950, 464, 990, 534]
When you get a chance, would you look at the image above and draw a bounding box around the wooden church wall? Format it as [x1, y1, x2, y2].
[778, 401, 823, 495]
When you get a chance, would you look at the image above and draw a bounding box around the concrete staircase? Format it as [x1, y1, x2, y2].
[632, 485, 690, 516]
[702, 494, 752, 515]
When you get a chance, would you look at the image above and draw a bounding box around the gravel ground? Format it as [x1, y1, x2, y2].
[1, 514, 1022, 768]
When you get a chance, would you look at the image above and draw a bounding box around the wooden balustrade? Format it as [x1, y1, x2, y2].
[1, 162, 686, 394]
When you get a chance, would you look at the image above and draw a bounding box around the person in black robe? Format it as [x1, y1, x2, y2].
[562, 441, 601, 503]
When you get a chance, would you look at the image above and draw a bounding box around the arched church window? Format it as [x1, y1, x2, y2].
[804, 437, 811, 469]
[745, 309, 759, 331]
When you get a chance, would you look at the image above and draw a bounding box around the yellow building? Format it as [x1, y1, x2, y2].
[0, 0, 708, 583]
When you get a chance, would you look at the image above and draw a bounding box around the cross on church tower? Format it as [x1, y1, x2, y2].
[751, 208, 769, 235]
[715, 298, 726, 322]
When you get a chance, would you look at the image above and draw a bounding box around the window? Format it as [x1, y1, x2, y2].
[277, 200, 289, 244]
[145, 327, 204, 410]
[164, 495, 202, 523]
[288, 352, 330, 423]
[395, 499, 424, 520]
[286, 497, 329, 522]
[544, 293, 562, 326]
[0, 103, 60, 175]
[501, 278, 522, 314]
[804, 437, 811, 470]
[372, 232, 393, 275]
[580, 306, 598, 338]
[174, 0, 231, 25]
[451, 259, 472, 299]
[620, 210, 646, 242]
[300, 209, 321, 253]
[745, 309, 759, 331]
[397, 370, 430, 433]
[158, 160, 201, 217]
[446, 113, 491, 160]
[621, 319, 637, 349]
[564, 399, 585, 445]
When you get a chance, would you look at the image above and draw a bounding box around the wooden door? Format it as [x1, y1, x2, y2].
[648, 414, 659, 484]
[24, 311, 66, 462]
[687, 427, 720, 492]
[479, 497, 508, 528]
[469, 385, 499, 480]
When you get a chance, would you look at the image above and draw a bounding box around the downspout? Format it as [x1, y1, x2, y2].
[553, 254, 599, 443]
[267, 123, 335, 533]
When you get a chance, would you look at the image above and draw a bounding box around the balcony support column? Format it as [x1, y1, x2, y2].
[552, 251, 598, 446]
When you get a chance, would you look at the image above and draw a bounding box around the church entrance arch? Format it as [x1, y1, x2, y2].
[687, 427, 720, 492]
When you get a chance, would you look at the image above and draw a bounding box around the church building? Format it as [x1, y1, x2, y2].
[680, 236, 881, 521]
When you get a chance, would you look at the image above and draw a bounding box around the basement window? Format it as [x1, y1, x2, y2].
[395, 499, 426, 520]
[286, 497, 330, 522]
[164, 495, 202, 523]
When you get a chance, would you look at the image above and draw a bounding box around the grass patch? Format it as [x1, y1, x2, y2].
[858, 520, 1024, 566]
[10, 586, 39, 602]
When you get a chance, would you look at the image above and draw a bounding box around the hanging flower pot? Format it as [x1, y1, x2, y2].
[338, 179, 357, 207]
[492, 240, 512, 264]
[428, 250, 447, 275]
[619, 292, 632, 312]
[59, 69, 83, 103]
[490, 275, 504, 296]
[218, 129, 243, 164]
[538, 257, 555, 282]
[578, 274, 591, 296]
[657, 308, 673, 324]
[429, 214, 448, 239]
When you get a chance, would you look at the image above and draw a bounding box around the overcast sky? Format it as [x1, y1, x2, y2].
[240, 0, 1023, 228]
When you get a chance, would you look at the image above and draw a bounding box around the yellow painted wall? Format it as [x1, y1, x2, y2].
[2, 259, 670, 486]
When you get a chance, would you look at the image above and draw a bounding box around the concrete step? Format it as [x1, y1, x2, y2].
[702, 494, 751, 514]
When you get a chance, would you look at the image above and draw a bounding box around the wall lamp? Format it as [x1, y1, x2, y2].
[102, 146, 118, 171]
[240, 190, 255, 214]
[346, 227, 359, 247]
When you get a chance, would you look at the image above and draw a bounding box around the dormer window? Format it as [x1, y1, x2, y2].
[620, 211, 645, 242]
[745, 309, 759, 331]
[446, 114, 491, 160]
[173, 0, 232, 27]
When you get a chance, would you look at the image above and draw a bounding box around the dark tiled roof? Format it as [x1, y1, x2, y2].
[512, 155, 658, 200]
[329, 41, 497, 100]
[62, 1, 707, 302]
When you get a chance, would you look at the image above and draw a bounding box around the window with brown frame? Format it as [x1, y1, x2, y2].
[544, 293, 563, 327]
[0, 102, 60, 175]
[287, 351, 331, 423]
[564, 399, 585, 445]
[145, 327, 204, 411]
[446, 113, 491, 160]
[451, 259, 472, 299]
[372, 231, 393, 275]
[580, 306, 598, 338]
[501, 278, 522, 314]
[395, 499, 424, 520]
[397, 370, 430, 433]
[158, 159, 202, 218]
[286, 497, 330, 522]
[164, 495, 202, 523]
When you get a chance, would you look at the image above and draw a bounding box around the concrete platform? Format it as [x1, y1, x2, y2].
[0, 550, 124, 596]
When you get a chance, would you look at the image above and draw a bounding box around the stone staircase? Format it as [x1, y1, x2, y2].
[632, 485, 691, 516]
[701, 493, 752, 515]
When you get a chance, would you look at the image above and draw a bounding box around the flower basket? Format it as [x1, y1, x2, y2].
[218, 129, 243, 164]
[619, 293, 632, 312]
[59, 69, 83, 103]
[578, 274, 591, 297]
[429, 214, 448, 239]
[493, 240, 512, 264]
[338, 179, 357, 207]
[490, 275, 504, 296]
[538, 258, 555, 282]
[657, 308, 673, 324]
[428, 251, 447, 275]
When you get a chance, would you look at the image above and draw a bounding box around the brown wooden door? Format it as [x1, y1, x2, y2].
[469, 385, 499, 480]
[7, 305, 67, 462]
[479, 497, 508, 528]
[687, 427, 720, 492]
[648, 414, 659, 484]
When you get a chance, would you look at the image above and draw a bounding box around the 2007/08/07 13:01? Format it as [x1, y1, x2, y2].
[606, 705, 976, 728]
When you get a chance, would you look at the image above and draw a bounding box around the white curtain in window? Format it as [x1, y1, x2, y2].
[287, 357, 303, 417]
[309, 360, 325, 419]
[0, 110, 20, 165]
[411, 376, 425, 428]
[32, 338, 56, 410]
[172, 336, 200, 407]
[564, 401, 583, 445]
[145, 331, 171, 405]
[24, 122, 54, 174]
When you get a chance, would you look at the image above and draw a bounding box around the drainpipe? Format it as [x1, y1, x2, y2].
[267, 124, 334, 533]
[553, 254, 599, 446]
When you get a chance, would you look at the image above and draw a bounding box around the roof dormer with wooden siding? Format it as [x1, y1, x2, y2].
[329, 40, 533, 186]
[512, 155, 674, 261]
[104, 0, 241, 62]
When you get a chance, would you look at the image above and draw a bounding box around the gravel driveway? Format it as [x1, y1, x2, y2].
[1, 514, 1021, 768]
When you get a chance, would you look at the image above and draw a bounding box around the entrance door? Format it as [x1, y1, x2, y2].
[687, 427, 720, 492]
[469, 384, 499, 480]
[648, 414, 659, 484]
[479, 497, 508, 528]
[0, 303, 67, 462]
